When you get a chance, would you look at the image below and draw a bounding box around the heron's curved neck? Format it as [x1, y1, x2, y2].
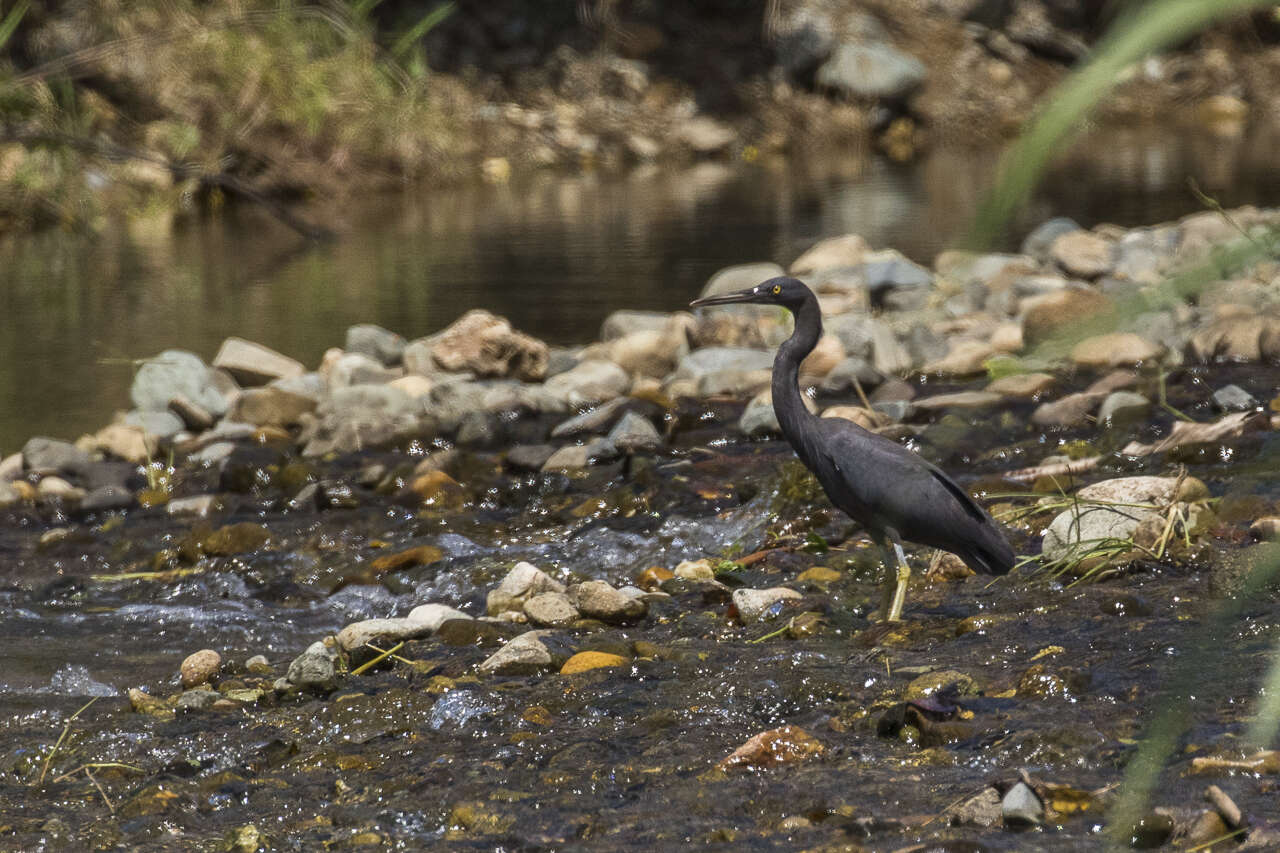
[772, 294, 822, 436]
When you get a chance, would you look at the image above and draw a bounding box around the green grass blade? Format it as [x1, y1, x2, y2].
[967, 0, 1274, 250]
[390, 1, 455, 62]
[0, 0, 31, 53]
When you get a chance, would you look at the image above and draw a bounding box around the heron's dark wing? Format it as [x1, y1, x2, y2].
[927, 468, 988, 523]
[805, 417, 1013, 574]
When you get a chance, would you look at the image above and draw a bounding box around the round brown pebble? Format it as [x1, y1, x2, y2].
[180, 649, 222, 688]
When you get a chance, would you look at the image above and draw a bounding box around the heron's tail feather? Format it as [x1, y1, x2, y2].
[961, 524, 1015, 575]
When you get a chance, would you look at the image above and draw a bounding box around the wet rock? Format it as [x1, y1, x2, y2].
[167, 494, 220, 517]
[505, 444, 557, 472]
[608, 411, 662, 452]
[716, 725, 824, 772]
[821, 405, 886, 431]
[606, 328, 687, 378]
[213, 337, 305, 386]
[338, 617, 434, 652]
[789, 234, 869, 276]
[389, 374, 433, 399]
[561, 651, 628, 675]
[202, 522, 272, 555]
[1001, 781, 1045, 827]
[1128, 810, 1175, 848]
[409, 470, 465, 507]
[285, 641, 337, 692]
[1212, 384, 1258, 411]
[523, 592, 580, 627]
[229, 386, 317, 427]
[551, 397, 628, 438]
[544, 359, 630, 407]
[122, 408, 184, 439]
[816, 42, 925, 100]
[819, 356, 882, 394]
[345, 324, 405, 366]
[1190, 310, 1280, 362]
[947, 786, 1003, 827]
[674, 559, 716, 580]
[1096, 391, 1150, 425]
[1049, 230, 1114, 278]
[1041, 476, 1207, 561]
[600, 309, 676, 341]
[369, 545, 444, 574]
[1250, 517, 1280, 541]
[128, 687, 175, 720]
[131, 349, 229, 417]
[37, 476, 83, 502]
[22, 436, 91, 474]
[905, 669, 977, 699]
[1031, 392, 1100, 428]
[1022, 217, 1081, 259]
[1071, 332, 1164, 368]
[0, 481, 23, 509]
[487, 562, 566, 616]
[922, 340, 996, 377]
[987, 371, 1055, 398]
[430, 309, 548, 380]
[863, 250, 933, 310]
[541, 438, 619, 470]
[176, 688, 219, 712]
[180, 649, 221, 688]
[407, 603, 471, 632]
[569, 580, 647, 623]
[732, 587, 802, 622]
[80, 485, 133, 512]
[168, 394, 214, 430]
[740, 390, 780, 437]
[1021, 287, 1112, 344]
[674, 116, 735, 153]
[476, 630, 555, 675]
[328, 352, 401, 388]
[912, 391, 1003, 412]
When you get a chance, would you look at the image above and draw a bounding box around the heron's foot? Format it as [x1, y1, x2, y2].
[884, 541, 912, 623]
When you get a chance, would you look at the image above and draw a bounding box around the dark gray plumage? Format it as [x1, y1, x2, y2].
[691, 276, 1013, 621]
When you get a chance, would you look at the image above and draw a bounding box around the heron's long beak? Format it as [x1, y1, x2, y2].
[689, 288, 760, 308]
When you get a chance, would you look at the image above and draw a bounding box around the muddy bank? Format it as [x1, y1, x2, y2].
[0, 208, 1278, 848]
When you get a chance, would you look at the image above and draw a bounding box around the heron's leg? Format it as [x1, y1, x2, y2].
[877, 541, 896, 619]
[885, 536, 912, 623]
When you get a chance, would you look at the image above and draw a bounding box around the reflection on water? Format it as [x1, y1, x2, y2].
[3, 123, 1280, 451]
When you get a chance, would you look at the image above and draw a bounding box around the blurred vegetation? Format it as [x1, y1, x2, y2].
[0, 0, 462, 233]
[965, 0, 1280, 844]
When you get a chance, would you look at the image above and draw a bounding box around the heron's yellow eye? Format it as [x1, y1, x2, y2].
[772, 284, 781, 295]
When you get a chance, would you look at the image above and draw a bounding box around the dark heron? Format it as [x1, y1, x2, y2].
[691, 276, 1014, 622]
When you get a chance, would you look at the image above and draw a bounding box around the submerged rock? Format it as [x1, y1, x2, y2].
[560, 651, 628, 675]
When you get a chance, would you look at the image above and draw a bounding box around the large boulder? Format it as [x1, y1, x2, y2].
[430, 309, 549, 381]
[213, 338, 305, 387]
[131, 350, 229, 417]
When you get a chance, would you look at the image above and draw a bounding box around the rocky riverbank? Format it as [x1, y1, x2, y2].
[1, 208, 1279, 849]
[3, 1, 1277, 234]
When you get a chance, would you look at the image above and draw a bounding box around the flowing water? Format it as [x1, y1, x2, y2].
[4, 124, 1280, 452]
[0, 126, 1278, 850]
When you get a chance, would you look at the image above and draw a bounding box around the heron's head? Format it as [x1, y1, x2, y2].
[689, 276, 810, 310]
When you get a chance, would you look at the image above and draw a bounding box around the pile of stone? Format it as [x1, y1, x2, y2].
[2, 207, 1279, 520]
